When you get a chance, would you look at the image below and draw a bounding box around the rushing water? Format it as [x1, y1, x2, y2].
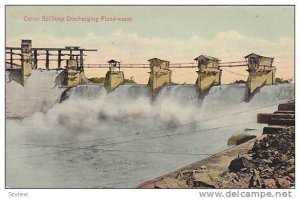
[6, 83, 294, 188]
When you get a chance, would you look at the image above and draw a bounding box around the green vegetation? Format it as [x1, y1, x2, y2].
[124, 76, 136, 84]
[88, 77, 105, 84]
[124, 79, 136, 84]
[88, 77, 136, 84]
[234, 80, 247, 84]
[232, 78, 293, 85]
[275, 78, 293, 84]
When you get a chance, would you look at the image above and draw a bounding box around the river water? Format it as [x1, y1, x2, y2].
[6, 83, 294, 188]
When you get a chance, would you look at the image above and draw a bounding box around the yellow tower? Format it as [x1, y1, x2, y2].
[245, 53, 275, 95]
[148, 58, 172, 96]
[194, 55, 222, 95]
[104, 59, 124, 91]
[66, 57, 85, 87]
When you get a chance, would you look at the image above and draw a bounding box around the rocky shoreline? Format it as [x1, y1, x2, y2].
[217, 126, 294, 188]
[137, 101, 295, 189]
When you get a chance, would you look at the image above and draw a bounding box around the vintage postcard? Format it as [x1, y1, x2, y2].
[5, 5, 295, 192]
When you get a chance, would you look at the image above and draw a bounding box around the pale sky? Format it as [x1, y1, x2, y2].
[6, 6, 294, 84]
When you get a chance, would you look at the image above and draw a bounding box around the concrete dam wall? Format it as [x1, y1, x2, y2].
[66, 83, 294, 106]
[6, 69, 66, 118]
[5, 67, 294, 120]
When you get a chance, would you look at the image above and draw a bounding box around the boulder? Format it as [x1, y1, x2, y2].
[193, 172, 215, 188]
[276, 177, 292, 188]
[262, 179, 277, 188]
[229, 157, 254, 172]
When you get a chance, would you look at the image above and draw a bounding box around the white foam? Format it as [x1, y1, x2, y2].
[6, 83, 295, 188]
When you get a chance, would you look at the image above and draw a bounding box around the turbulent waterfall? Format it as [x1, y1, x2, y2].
[69, 84, 107, 99]
[53, 82, 295, 136]
[67, 83, 294, 108]
[6, 82, 295, 188]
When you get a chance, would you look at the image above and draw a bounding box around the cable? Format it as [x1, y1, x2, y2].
[92, 148, 214, 156]
[219, 61, 247, 64]
[19, 143, 214, 156]
[16, 120, 256, 159]
[222, 68, 247, 77]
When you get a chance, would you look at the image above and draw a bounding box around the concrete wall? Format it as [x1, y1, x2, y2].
[66, 70, 86, 87]
[20, 40, 32, 86]
[196, 68, 221, 95]
[148, 69, 171, 94]
[66, 59, 86, 87]
[148, 59, 172, 95]
[6, 70, 66, 118]
[21, 54, 32, 86]
[104, 71, 124, 91]
[247, 70, 274, 94]
[246, 54, 275, 97]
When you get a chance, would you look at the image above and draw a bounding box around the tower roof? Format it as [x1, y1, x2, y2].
[244, 53, 273, 59]
[108, 59, 120, 64]
[148, 58, 169, 62]
[194, 55, 220, 61]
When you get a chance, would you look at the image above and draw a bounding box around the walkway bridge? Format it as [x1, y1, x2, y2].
[6, 40, 275, 98]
